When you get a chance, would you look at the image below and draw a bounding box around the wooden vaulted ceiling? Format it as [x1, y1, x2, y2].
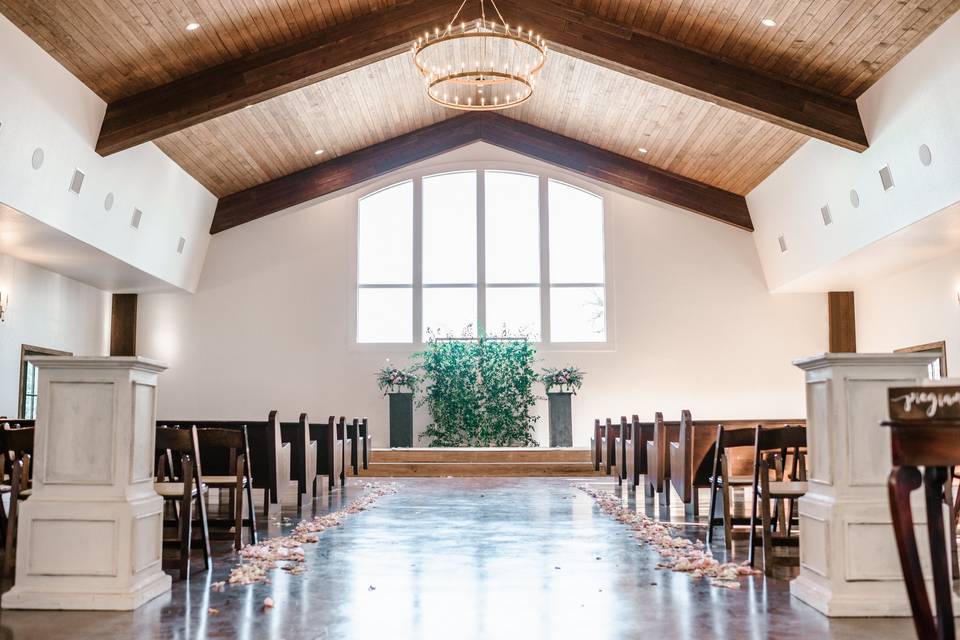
[1, 0, 957, 232]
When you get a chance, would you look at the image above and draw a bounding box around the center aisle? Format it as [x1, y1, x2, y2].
[0, 478, 917, 639]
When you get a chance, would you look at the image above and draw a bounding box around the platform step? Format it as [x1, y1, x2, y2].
[364, 461, 597, 477]
[371, 447, 591, 463]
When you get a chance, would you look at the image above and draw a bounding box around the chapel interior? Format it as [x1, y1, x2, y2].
[1, 1, 960, 638]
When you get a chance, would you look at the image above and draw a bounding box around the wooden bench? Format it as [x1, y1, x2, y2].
[623, 415, 654, 489]
[307, 414, 344, 491]
[157, 411, 290, 517]
[279, 414, 318, 508]
[346, 417, 372, 476]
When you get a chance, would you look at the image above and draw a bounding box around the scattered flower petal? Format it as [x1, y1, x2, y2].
[575, 483, 760, 590]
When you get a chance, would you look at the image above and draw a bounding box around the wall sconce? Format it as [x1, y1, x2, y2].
[0, 290, 7, 322]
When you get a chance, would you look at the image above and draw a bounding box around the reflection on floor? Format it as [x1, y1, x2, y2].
[0, 478, 919, 639]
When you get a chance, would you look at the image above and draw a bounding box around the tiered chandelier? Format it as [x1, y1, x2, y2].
[412, 0, 547, 111]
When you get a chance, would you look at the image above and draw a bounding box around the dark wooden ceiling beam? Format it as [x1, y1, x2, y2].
[96, 0, 451, 155]
[96, 0, 868, 157]
[497, 0, 867, 152]
[211, 113, 751, 234]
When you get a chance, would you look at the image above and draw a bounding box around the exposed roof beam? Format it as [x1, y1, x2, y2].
[95, 0, 451, 155]
[96, 0, 867, 157]
[500, 0, 868, 152]
[211, 113, 751, 234]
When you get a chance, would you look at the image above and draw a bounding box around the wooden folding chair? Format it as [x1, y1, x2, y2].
[155, 426, 211, 580]
[194, 427, 258, 550]
[706, 424, 756, 548]
[748, 425, 807, 571]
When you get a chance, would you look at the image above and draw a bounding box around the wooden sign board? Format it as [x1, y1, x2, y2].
[888, 385, 960, 421]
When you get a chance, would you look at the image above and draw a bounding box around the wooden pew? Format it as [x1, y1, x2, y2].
[646, 413, 675, 500]
[623, 415, 654, 489]
[613, 416, 629, 484]
[668, 415, 806, 514]
[601, 418, 620, 476]
[337, 417, 352, 485]
[346, 417, 372, 475]
[279, 414, 318, 509]
[157, 411, 289, 517]
[591, 419, 604, 472]
[308, 415, 344, 490]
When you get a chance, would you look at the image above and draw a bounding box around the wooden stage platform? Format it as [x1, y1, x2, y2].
[364, 447, 596, 477]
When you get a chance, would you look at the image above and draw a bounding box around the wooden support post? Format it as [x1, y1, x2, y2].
[110, 293, 138, 357]
[828, 291, 856, 353]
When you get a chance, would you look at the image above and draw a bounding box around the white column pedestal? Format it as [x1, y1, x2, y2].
[790, 352, 953, 617]
[2, 357, 172, 610]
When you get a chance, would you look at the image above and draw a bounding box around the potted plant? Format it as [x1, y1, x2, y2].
[541, 366, 584, 447]
[376, 363, 419, 448]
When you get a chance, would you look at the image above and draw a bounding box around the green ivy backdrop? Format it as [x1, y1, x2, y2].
[417, 338, 539, 447]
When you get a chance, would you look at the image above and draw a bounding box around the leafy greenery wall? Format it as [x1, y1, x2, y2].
[417, 338, 539, 447]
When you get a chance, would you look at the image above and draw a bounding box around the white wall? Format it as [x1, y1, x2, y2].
[0, 253, 109, 417]
[855, 250, 960, 371]
[748, 11, 960, 292]
[138, 145, 827, 446]
[0, 13, 216, 293]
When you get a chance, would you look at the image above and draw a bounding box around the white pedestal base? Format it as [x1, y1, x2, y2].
[791, 353, 950, 617]
[0, 357, 171, 611]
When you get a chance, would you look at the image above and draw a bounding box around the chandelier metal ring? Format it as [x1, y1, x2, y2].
[411, 1, 547, 112]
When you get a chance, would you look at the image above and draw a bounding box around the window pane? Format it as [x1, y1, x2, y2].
[24, 395, 35, 420]
[486, 287, 541, 341]
[549, 180, 604, 283]
[485, 171, 539, 284]
[358, 181, 413, 284]
[551, 287, 606, 342]
[423, 172, 477, 284]
[423, 287, 477, 341]
[358, 288, 413, 343]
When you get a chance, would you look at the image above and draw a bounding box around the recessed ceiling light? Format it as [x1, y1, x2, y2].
[638, 147, 648, 154]
[761, 18, 777, 27]
[186, 22, 201, 31]
[314, 149, 324, 156]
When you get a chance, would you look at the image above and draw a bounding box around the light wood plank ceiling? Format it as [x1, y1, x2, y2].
[156, 51, 806, 197]
[573, 0, 960, 98]
[0, 0, 401, 101]
[0, 0, 955, 198]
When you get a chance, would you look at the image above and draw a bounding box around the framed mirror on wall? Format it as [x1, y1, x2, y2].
[18, 344, 71, 419]
[895, 340, 947, 380]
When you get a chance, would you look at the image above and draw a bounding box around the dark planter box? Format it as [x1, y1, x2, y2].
[389, 392, 414, 448]
[548, 392, 573, 447]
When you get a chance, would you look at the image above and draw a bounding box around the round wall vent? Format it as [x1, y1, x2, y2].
[31, 148, 44, 170]
[849, 189, 860, 208]
[104, 193, 115, 211]
[919, 144, 933, 167]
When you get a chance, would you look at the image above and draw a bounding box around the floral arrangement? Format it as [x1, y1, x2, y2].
[375, 364, 419, 395]
[541, 366, 584, 394]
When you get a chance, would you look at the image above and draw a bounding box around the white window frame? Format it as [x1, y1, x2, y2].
[349, 158, 615, 352]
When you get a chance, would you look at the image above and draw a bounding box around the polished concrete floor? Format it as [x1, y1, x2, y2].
[0, 478, 920, 639]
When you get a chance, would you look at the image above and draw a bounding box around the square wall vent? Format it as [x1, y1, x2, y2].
[778, 234, 788, 253]
[879, 165, 895, 191]
[177, 237, 186, 254]
[68, 169, 85, 195]
[131, 208, 143, 229]
[820, 205, 832, 226]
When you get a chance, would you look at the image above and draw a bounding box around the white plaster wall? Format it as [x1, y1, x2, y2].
[138, 146, 827, 446]
[0, 253, 109, 417]
[855, 250, 960, 370]
[748, 11, 960, 292]
[0, 13, 216, 293]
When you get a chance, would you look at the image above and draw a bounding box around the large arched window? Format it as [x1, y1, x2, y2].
[356, 170, 606, 344]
